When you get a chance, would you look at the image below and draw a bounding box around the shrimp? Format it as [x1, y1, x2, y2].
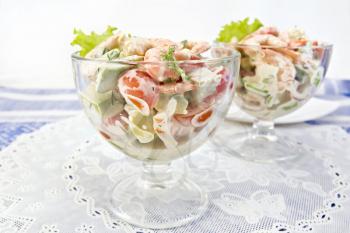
[143, 40, 210, 82]
[241, 34, 287, 47]
[174, 49, 192, 60]
[250, 27, 303, 63]
[191, 107, 214, 127]
[100, 111, 130, 144]
[174, 96, 215, 128]
[240, 33, 300, 63]
[175, 49, 205, 73]
[144, 47, 164, 61]
[215, 67, 231, 95]
[119, 37, 153, 56]
[170, 117, 194, 139]
[251, 26, 280, 37]
[171, 41, 211, 61]
[258, 49, 296, 91]
[103, 107, 129, 130]
[174, 106, 214, 128]
[274, 48, 300, 63]
[158, 82, 196, 94]
[182, 41, 211, 55]
[143, 47, 180, 82]
[86, 31, 130, 58]
[118, 69, 159, 116]
[239, 33, 285, 59]
[148, 38, 210, 56]
[149, 38, 177, 49]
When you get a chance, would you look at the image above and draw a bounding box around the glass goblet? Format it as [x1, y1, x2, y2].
[227, 43, 332, 162]
[72, 47, 240, 228]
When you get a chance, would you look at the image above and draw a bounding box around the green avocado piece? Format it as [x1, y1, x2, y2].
[102, 49, 121, 60]
[96, 63, 133, 93]
[95, 55, 144, 93]
[80, 84, 111, 113]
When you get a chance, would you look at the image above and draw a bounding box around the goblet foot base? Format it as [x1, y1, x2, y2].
[220, 132, 304, 163]
[110, 174, 208, 229]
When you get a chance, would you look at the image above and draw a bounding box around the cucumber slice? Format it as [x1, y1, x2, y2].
[295, 65, 308, 83]
[265, 95, 273, 107]
[312, 67, 324, 87]
[281, 101, 298, 111]
[244, 82, 269, 97]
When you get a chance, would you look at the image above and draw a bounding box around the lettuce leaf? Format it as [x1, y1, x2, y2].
[216, 18, 263, 43]
[71, 26, 117, 57]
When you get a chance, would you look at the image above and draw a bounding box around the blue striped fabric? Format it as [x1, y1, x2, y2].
[0, 98, 81, 111]
[320, 80, 350, 96]
[0, 80, 349, 150]
[0, 86, 81, 150]
[0, 87, 76, 95]
[0, 122, 47, 148]
[310, 80, 350, 129]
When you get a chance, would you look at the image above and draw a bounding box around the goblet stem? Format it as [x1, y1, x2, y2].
[251, 119, 277, 142]
[142, 161, 174, 188]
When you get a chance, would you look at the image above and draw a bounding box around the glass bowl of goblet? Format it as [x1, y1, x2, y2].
[71, 46, 240, 229]
[221, 42, 332, 162]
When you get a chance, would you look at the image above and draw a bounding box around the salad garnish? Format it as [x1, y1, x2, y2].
[162, 46, 190, 81]
[71, 26, 117, 56]
[216, 17, 263, 43]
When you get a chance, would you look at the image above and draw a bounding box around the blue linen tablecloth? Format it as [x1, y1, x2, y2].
[0, 80, 349, 150]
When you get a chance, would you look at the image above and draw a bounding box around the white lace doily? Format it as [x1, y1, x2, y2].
[0, 115, 349, 233]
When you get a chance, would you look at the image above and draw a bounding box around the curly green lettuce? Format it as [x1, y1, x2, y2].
[71, 26, 117, 57]
[216, 18, 263, 43]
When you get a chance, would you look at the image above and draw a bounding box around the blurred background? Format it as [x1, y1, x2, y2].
[0, 0, 349, 88]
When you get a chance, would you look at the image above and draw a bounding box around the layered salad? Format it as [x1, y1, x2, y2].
[72, 26, 236, 161]
[217, 18, 331, 120]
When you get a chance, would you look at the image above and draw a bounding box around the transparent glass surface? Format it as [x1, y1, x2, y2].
[72, 47, 240, 228]
[222, 43, 332, 163]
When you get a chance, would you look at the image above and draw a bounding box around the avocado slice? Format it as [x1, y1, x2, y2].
[95, 55, 144, 93]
